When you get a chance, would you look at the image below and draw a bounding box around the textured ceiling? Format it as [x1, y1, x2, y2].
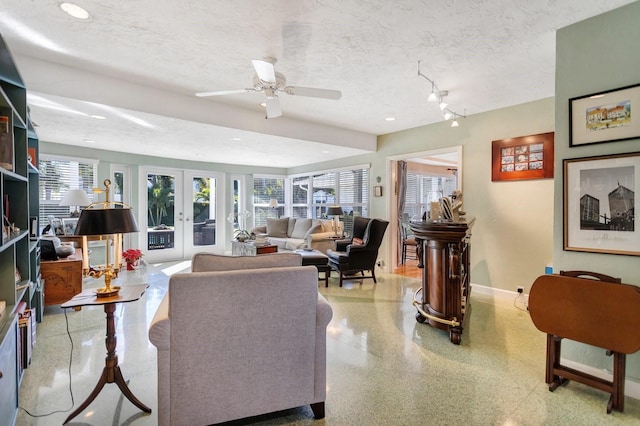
[0, 0, 635, 168]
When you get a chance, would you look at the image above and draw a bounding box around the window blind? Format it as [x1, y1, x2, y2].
[39, 156, 98, 226]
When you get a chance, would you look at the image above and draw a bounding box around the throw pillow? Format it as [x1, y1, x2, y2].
[352, 237, 364, 245]
[291, 218, 312, 239]
[266, 217, 289, 237]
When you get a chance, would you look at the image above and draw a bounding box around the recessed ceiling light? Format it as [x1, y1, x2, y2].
[321, 150, 330, 154]
[231, 137, 242, 141]
[259, 102, 266, 108]
[89, 114, 106, 120]
[84, 139, 95, 143]
[60, 3, 90, 20]
[385, 117, 395, 121]
[194, 153, 203, 157]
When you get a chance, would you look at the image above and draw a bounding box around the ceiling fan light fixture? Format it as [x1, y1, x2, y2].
[451, 119, 459, 128]
[443, 111, 453, 120]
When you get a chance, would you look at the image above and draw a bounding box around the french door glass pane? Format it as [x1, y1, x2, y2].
[147, 173, 175, 251]
[193, 176, 216, 246]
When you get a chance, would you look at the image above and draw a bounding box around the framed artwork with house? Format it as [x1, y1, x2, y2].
[569, 83, 640, 147]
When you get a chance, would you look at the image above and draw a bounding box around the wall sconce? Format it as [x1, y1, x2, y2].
[75, 179, 139, 297]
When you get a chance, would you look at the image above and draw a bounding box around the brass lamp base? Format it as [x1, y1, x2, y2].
[95, 285, 121, 298]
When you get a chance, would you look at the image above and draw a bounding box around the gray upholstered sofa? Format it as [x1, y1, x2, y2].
[148, 252, 333, 425]
[250, 217, 341, 253]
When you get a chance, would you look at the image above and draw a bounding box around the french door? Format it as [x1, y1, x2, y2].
[140, 167, 224, 262]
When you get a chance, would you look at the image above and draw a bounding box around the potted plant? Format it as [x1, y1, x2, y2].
[122, 249, 143, 270]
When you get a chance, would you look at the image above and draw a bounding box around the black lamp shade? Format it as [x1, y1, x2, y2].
[327, 206, 343, 216]
[75, 208, 139, 236]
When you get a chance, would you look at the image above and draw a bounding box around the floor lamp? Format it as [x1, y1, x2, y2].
[74, 179, 139, 297]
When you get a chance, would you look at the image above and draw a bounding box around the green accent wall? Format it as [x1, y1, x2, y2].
[554, 1, 640, 383]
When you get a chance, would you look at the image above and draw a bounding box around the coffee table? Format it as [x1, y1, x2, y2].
[232, 241, 278, 256]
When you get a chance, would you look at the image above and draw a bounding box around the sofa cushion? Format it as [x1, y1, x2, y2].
[266, 217, 289, 237]
[291, 218, 313, 239]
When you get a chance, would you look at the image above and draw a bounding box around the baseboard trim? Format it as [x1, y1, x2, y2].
[470, 283, 525, 303]
[470, 283, 640, 400]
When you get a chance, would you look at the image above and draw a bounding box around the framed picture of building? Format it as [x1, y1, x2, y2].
[491, 132, 554, 181]
[569, 83, 640, 147]
[564, 151, 639, 255]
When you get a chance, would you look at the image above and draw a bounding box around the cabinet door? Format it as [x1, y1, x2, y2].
[0, 316, 18, 425]
[42, 259, 82, 306]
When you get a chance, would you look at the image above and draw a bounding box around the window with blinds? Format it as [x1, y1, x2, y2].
[403, 171, 457, 220]
[254, 166, 369, 235]
[252, 177, 285, 226]
[39, 155, 97, 226]
[292, 175, 310, 219]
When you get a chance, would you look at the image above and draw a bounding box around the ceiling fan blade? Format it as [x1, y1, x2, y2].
[195, 89, 253, 97]
[251, 59, 276, 83]
[264, 96, 282, 119]
[283, 86, 342, 100]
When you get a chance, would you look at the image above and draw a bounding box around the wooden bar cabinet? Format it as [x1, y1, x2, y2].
[410, 216, 474, 344]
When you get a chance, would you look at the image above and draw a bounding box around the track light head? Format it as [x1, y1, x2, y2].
[451, 119, 459, 128]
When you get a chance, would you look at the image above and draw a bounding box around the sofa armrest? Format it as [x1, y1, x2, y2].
[148, 294, 170, 350]
[335, 239, 352, 251]
[306, 231, 338, 241]
[317, 293, 333, 327]
[250, 225, 267, 235]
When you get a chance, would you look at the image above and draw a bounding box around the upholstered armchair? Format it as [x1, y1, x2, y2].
[326, 217, 389, 286]
[148, 253, 333, 425]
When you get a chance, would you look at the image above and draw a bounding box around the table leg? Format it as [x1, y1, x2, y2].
[64, 303, 151, 424]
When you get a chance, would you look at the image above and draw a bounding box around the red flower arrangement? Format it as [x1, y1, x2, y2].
[122, 249, 143, 263]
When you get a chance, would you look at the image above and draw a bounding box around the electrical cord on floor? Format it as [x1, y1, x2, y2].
[513, 293, 529, 313]
[19, 308, 75, 418]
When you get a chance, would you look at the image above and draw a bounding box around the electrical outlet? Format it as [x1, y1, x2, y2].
[517, 286, 524, 294]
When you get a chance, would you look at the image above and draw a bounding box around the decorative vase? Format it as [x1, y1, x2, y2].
[126, 261, 137, 271]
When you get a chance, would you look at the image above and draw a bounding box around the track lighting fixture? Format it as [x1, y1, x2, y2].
[417, 61, 466, 127]
[427, 83, 438, 102]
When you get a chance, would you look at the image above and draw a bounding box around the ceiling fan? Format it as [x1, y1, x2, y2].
[195, 58, 342, 119]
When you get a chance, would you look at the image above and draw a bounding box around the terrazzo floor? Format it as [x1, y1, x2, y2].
[16, 261, 640, 425]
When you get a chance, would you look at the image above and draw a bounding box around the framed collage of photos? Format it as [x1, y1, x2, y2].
[491, 132, 554, 181]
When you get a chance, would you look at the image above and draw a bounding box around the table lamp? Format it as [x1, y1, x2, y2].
[268, 199, 278, 218]
[75, 179, 139, 297]
[327, 205, 343, 236]
[59, 189, 91, 217]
